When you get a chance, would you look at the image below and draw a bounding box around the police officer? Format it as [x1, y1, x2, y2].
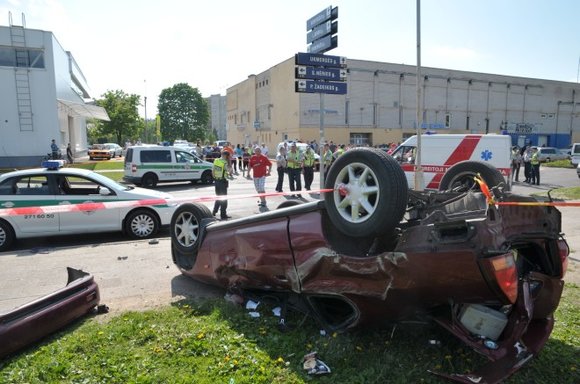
[302, 146, 316, 190]
[286, 142, 303, 197]
[530, 147, 540, 185]
[212, 151, 232, 219]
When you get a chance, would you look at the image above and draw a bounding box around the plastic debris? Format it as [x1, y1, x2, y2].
[428, 339, 441, 346]
[245, 300, 260, 310]
[319, 330, 327, 336]
[272, 306, 282, 317]
[248, 311, 260, 318]
[148, 238, 159, 245]
[302, 352, 331, 375]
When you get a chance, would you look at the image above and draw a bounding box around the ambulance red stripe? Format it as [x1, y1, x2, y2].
[425, 135, 482, 189]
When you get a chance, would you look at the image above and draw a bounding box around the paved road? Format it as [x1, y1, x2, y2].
[0, 167, 578, 314]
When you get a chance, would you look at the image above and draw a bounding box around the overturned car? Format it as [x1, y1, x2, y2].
[170, 148, 568, 383]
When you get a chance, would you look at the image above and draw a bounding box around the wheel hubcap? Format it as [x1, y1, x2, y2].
[174, 212, 200, 247]
[332, 162, 380, 223]
[131, 214, 155, 237]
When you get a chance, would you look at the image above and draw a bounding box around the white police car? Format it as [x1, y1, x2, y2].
[0, 161, 176, 251]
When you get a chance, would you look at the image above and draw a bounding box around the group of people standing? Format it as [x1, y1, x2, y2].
[511, 145, 540, 185]
[276, 142, 318, 197]
[211, 145, 272, 219]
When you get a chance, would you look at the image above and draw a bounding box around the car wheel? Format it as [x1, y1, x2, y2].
[125, 209, 159, 239]
[0, 220, 15, 252]
[89, 156, 93, 160]
[324, 147, 408, 237]
[200, 170, 214, 184]
[171, 203, 213, 253]
[142, 173, 158, 188]
[439, 160, 508, 193]
[277, 200, 302, 209]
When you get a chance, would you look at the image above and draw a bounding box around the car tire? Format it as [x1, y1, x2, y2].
[171, 203, 213, 254]
[124, 209, 160, 239]
[0, 220, 15, 252]
[324, 147, 408, 237]
[142, 173, 158, 188]
[277, 200, 302, 209]
[89, 156, 93, 160]
[439, 160, 508, 192]
[200, 170, 214, 184]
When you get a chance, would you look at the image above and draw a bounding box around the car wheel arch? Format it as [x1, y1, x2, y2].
[123, 208, 161, 239]
[142, 172, 158, 188]
[0, 219, 16, 252]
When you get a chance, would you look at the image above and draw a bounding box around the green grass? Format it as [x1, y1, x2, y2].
[1, 285, 578, 384]
[531, 187, 580, 200]
[542, 159, 575, 168]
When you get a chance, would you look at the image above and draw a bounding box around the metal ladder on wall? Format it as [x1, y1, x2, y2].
[9, 12, 34, 132]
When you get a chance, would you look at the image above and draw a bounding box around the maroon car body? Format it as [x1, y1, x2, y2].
[170, 148, 568, 383]
[0, 268, 100, 359]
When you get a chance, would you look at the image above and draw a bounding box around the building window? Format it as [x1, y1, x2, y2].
[466, 116, 470, 131]
[445, 113, 451, 128]
[345, 100, 350, 125]
[0, 47, 45, 68]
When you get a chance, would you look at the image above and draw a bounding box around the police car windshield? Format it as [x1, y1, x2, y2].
[86, 171, 132, 191]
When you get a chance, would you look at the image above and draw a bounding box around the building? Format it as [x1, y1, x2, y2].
[226, 56, 580, 152]
[206, 94, 226, 142]
[0, 16, 108, 168]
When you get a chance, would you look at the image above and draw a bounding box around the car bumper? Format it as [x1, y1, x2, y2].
[0, 268, 100, 359]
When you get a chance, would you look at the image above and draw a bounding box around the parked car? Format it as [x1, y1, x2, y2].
[0, 268, 101, 359]
[123, 146, 214, 187]
[0, 160, 176, 251]
[577, 162, 580, 178]
[169, 148, 568, 383]
[88, 144, 113, 160]
[531, 146, 569, 162]
[571, 142, 580, 166]
[103, 143, 123, 158]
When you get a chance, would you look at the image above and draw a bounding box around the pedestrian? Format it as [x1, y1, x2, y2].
[510, 146, 521, 182]
[260, 143, 269, 157]
[275, 146, 287, 193]
[286, 142, 303, 197]
[212, 151, 233, 220]
[303, 145, 316, 190]
[241, 147, 251, 176]
[247, 146, 272, 208]
[235, 144, 244, 175]
[522, 146, 532, 183]
[66, 143, 74, 164]
[530, 147, 540, 185]
[321, 143, 333, 179]
[50, 139, 59, 159]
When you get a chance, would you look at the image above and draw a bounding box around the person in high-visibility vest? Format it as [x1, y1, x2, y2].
[302, 146, 316, 191]
[530, 147, 540, 185]
[286, 142, 304, 198]
[212, 151, 233, 220]
[321, 143, 333, 179]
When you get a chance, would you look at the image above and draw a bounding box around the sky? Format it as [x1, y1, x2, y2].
[2, 0, 579, 117]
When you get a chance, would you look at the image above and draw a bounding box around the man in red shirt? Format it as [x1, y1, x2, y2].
[247, 146, 272, 208]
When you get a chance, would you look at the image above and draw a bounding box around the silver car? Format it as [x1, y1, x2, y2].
[0, 161, 176, 251]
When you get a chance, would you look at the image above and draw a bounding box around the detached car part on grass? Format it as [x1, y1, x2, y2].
[170, 148, 569, 384]
[0, 268, 101, 359]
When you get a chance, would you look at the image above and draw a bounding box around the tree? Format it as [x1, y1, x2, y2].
[158, 83, 209, 142]
[95, 90, 141, 144]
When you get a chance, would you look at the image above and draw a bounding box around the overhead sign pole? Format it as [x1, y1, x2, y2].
[299, 5, 342, 188]
[414, 0, 424, 191]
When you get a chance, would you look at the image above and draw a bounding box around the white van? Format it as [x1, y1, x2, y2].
[390, 134, 512, 190]
[123, 146, 214, 187]
[570, 143, 580, 166]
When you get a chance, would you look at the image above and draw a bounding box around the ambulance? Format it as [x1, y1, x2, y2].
[390, 134, 512, 190]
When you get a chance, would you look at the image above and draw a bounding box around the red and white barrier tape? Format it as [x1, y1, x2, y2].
[0, 188, 335, 217]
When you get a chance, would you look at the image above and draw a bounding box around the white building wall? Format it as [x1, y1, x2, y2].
[0, 25, 96, 167]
